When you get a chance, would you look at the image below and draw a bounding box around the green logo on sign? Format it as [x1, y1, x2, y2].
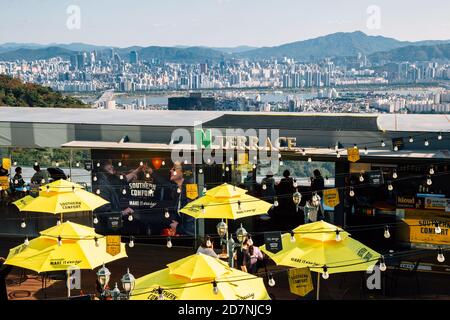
[194, 128, 212, 149]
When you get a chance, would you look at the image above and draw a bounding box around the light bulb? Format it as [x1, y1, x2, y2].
[252, 164, 257, 169]
[438, 133, 442, 140]
[307, 157, 312, 163]
[140, 161, 144, 166]
[202, 187, 207, 194]
[290, 232, 296, 243]
[55, 161, 60, 167]
[23, 237, 30, 246]
[46, 186, 50, 193]
[118, 161, 122, 167]
[268, 273, 275, 287]
[381, 141, 386, 147]
[199, 168, 203, 174]
[293, 181, 298, 188]
[253, 155, 257, 161]
[353, 144, 357, 149]
[93, 175, 98, 181]
[262, 184, 267, 190]
[57, 236, 62, 246]
[213, 281, 219, 295]
[96, 189, 101, 195]
[279, 161, 284, 166]
[379, 257, 387, 272]
[206, 237, 212, 247]
[14, 180, 18, 185]
[128, 214, 133, 222]
[120, 175, 124, 180]
[437, 249, 445, 263]
[95, 238, 99, 247]
[335, 144, 339, 151]
[93, 216, 99, 224]
[76, 162, 80, 167]
[158, 288, 164, 300]
[424, 139, 429, 147]
[273, 199, 279, 207]
[429, 168, 435, 175]
[13, 161, 17, 166]
[394, 145, 399, 152]
[34, 161, 38, 166]
[349, 188, 355, 197]
[278, 153, 282, 159]
[384, 226, 390, 239]
[336, 151, 341, 159]
[302, 149, 306, 156]
[201, 205, 206, 214]
[146, 173, 150, 178]
[409, 136, 414, 143]
[20, 221, 26, 229]
[388, 184, 393, 191]
[364, 147, 368, 155]
[335, 230, 342, 242]
[427, 178, 432, 186]
[164, 210, 170, 219]
[167, 238, 172, 248]
[435, 224, 441, 234]
[393, 171, 398, 179]
[41, 178, 46, 184]
[56, 220, 61, 226]
[225, 166, 230, 172]
[207, 158, 211, 164]
[177, 187, 181, 194]
[322, 267, 329, 280]
[184, 159, 188, 165]
[359, 174, 364, 182]
[122, 189, 127, 195]
[129, 237, 135, 248]
[162, 160, 166, 166]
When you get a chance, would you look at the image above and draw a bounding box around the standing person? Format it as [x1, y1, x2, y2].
[30, 164, 49, 186]
[261, 171, 276, 200]
[234, 237, 250, 272]
[0, 257, 12, 301]
[168, 162, 195, 236]
[310, 169, 325, 221]
[274, 170, 296, 230]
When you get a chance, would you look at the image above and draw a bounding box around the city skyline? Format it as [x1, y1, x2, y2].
[1, 0, 450, 48]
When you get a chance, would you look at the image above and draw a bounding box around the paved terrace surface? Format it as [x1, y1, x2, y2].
[1, 236, 449, 300]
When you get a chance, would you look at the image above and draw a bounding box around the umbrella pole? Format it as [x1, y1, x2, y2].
[316, 272, 320, 301]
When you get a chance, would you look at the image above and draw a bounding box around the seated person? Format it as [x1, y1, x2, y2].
[196, 237, 218, 258]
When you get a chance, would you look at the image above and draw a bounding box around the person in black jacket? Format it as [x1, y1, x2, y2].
[0, 257, 13, 301]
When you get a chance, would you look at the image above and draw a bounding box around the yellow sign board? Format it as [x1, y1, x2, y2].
[106, 235, 121, 256]
[323, 188, 340, 207]
[347, 148, 360, 162]
[288, 267, 314, 297]
[2, 158, 11, 170]
[403, 218, 450, 245]
[0, 176, 9, 190]
[186, 184, 199, 200]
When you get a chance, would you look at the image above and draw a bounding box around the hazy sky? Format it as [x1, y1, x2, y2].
[1, 0, 450, 47]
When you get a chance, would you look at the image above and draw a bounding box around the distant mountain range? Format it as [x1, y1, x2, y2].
[1, 31, 449, 63]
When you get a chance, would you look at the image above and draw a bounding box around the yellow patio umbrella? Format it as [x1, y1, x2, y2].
[13, 195, 36, 210]
[260, 221, 381, 300]
[38, 179, 85, 196]
[5, 221, 127, 273]
[5, 221, 127, 297]
[180, 183, 273, 220]
[129, 253, 270, 300]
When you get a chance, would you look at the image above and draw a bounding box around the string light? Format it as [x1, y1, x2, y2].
[76, 162, 80, 167]
[13, 161, 17, 166]
[392, 170, 398, 179]
[93, 175, 98, 182]
[158, 287, 164, 300]
[207, 158, 211, 164]
[409, 136, 414, 143]
[381, 140, 386, 147]
[349, 187, 355, 197]
[128, 214, 133, 222]
[56, 220, 61, 226]
[129, 236, 135, 248]
[353, 144, 357, 149]
[199, 168, 203, 174]
[379, 256, 387, 272]
[96, 162, 100, 167]
[293, 180, 298, 188]
[336, 151, 341, 159]
[273, 197, 279, 207]
[426, 177, 432, 186]
[435, 223, 441, 234]
[96, 189, 101, 195]
[262, 184, 267, 190]
[206, 236, 212, 247]
[202, 187, 207, 194]
[364, 147, 368, 155]
[34, 161, 39, 166]
[302, 149, 306, 156]
[201, 205, 206, 214]
[24, 237, 29, 246]
[213, 281, 219, 295]
[94, 237, 99, 247]
[359, 174, 364, 182]
[162, 161, 166, 166]
[437, 248, 445, 263]
[146, 173, 150, 179]
[122, 188, 127, 195]
[290, 231, 296, 243]
[384, 226, 391, 239]
[164, 209, 170, 219]
[93, 215, 99, 224]
[268, 273, 275, 287]
[335, 229, 342, 242]
[322, 266, 329, 280]
[307, 157, 312, 163]
[20, 220, 26, 229]
[41, 178, 46, 184]
[120, 174, 124, 180]
[57, 236, 62, 246]
[237, 200, 242, 211]
[279, 160, 284, 166]
[167, 237, 173, 248]
[225, 166, 230, 172]
[429, 167, 435, 175]
[184, 159, 188, 165]
[177, 187, 181, 194]
[438, 133, 442, 140]
[424, 139, 429, 147]
[394, 145, 399, 152]
[388, 183, 393, 191]
[55, 161, 60, 167]
[118, 161, 122, 167]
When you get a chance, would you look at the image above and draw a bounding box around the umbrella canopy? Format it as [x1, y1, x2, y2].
[260, 221, 381, 274]
[4, 221, 127, 273]
[39, 179, 85, 196]
[167, 253, 233, 281]
[180, 183, 272, 220]
[13, 188, 109, 215]
[130, 253, 270, 300]
[12, 195, 36, 210]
